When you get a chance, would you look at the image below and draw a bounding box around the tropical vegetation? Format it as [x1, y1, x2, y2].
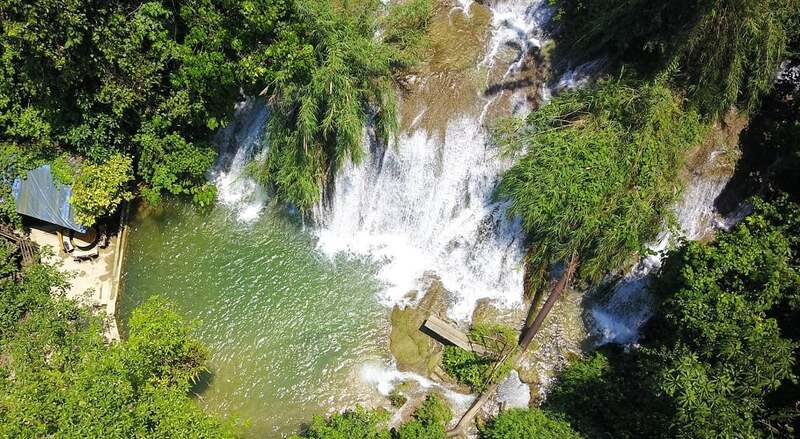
[2, 0, 800, 437]
[479, 408, 582, 439]
[289, 393, 452, 439]
[543, 195, 800, 438]
[441, 324, 517, 391]
[0, 258, 239, 437]
[550, 0, 800, 115]
[0, 0, 433, 218]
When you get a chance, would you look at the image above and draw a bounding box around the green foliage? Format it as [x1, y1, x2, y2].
[257, 0, 432, 211]
[395, 393, 452, 439]
[479, 408, 582, 439]
[1, 0, 432, 211]
[50, 154, 76, 185]
[673, 0, 797, 115]
[551, 0, 800, 116]
[71, 153, 133, 226]
[441, 324, 517, 391]
[0, 0, 247, 203]
[0, 260, 238, 437]
[289, 407, 391, 439]
[289, 392, 451, 439]
[495, 79, 704, 289]
[544, 350, 670, 439]
[646, 196, 800, 437]
[545, 197, 800, 438]
[0, 240, 17, 280]
[383, 0, 435, 69]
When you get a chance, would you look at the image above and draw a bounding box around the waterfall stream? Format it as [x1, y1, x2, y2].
[135, 1, 747, 433]
[591, 147, 738, 344]
[316, 0, 550, 321]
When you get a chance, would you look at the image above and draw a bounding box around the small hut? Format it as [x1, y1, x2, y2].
[12, 165, 87, 233]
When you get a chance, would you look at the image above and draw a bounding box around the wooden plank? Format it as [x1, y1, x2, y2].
[423, 315, 488, 355]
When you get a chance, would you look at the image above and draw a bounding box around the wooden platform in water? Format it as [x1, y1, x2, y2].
[422, 315, 488, 355]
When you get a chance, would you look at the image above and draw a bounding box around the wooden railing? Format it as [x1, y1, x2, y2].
[0, 224, 39, 266]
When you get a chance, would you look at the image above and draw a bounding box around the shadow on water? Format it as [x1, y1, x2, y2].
[191, 369, 216, 397]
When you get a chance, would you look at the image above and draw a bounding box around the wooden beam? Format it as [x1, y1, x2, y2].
[422, 315, 488, 355]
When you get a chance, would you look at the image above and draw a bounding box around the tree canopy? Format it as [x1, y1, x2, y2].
[494, 79, 704, 289]
[71, 153, 134, 225]
[0, 0, 433, 213]
[544, 196, 800, 438]
[257, 0, 432, 211]
[550, 0, 800, 116]
[479, 408, 582, 439]
[0, 259, 239, 438]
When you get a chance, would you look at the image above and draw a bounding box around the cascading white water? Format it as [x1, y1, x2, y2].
[591, 150, 735, 344]
[315, 0, 550, 321]
[211, 99, 269, 223]
[480, 0, 551, 74]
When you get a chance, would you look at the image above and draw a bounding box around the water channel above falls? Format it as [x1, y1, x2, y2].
[119, 201, 389, 437]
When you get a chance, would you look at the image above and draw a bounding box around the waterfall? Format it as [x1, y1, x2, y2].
[211, 99, 269, 223]
[591, 149, 735, 344]
[315, 0, 550, 321]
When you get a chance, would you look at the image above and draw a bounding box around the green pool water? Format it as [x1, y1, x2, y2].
[119, 200, 390, 437]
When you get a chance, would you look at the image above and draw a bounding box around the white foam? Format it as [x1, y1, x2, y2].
[211, 99, 269, 223]
[496, 370, 530, 408]
[358, 361, 474, 411]
[316, 116, 526, 320]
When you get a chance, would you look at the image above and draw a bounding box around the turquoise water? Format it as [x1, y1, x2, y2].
[119, 200, 390, 437]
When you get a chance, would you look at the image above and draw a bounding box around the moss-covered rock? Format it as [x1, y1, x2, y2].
[389, 279, 449, 376]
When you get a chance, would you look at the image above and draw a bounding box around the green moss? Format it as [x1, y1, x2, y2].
[389, 280, 448, 376]
[389, 305, 441, 376]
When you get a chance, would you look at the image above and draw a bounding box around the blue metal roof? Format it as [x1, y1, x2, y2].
[12, 165, 87, 233]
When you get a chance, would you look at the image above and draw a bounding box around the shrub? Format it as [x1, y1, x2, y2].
[479, 408, 582, 439]
[50, 154, 77, 185]
[394, 393, 452, 439]
[0, 261, 238, 437]
[290, 407, 390, 439]
[551, 0, 798, 116]
[495, 79, 705, 291]
[71, 153, 133, 226]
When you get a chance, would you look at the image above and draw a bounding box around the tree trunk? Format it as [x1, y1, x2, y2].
[524, 287, 546, 328]
[447, 381, 499, 437]
[519, 252, 579, 353]
[447, 252, 580, 436]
